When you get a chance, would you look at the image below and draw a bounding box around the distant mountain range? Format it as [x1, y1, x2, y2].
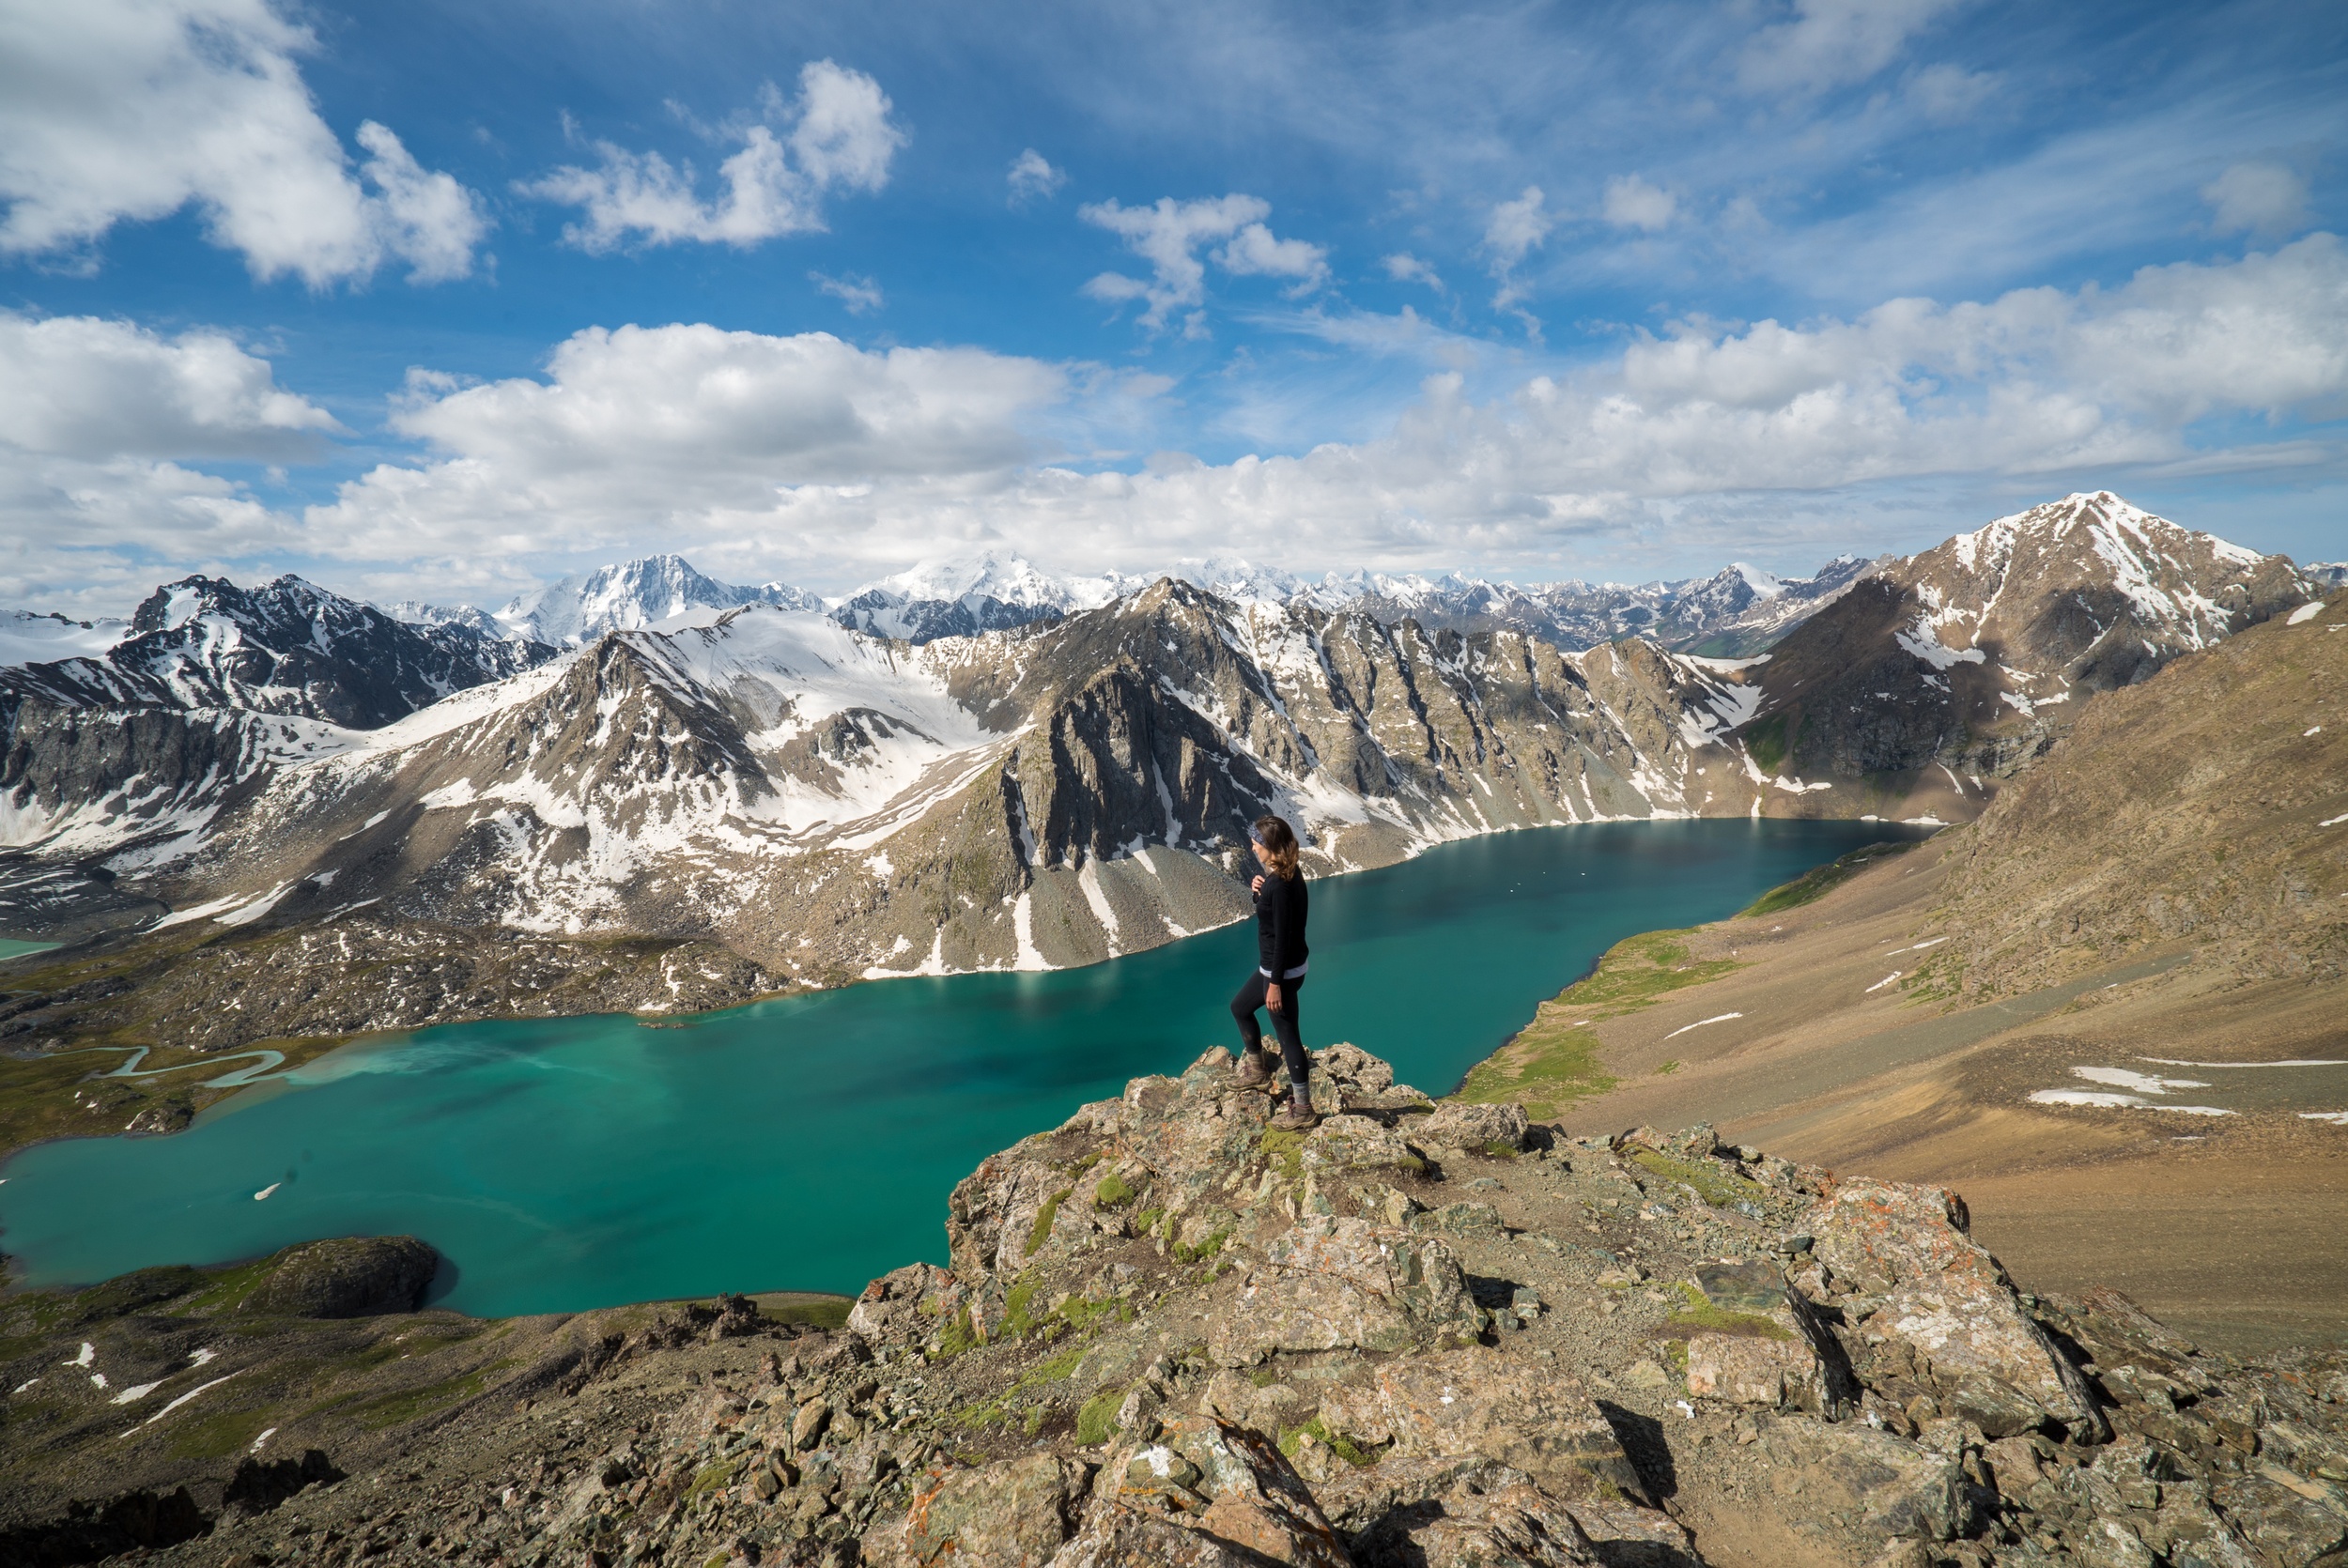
[0, 492, 2324, 1025]
[366, 546, 1883, 656]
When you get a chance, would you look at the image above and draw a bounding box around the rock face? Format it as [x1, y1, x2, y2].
[461, 1046, 2340, 1568]
[241, 1237, 440, 1318]
[7, 1048, 2348, 1568]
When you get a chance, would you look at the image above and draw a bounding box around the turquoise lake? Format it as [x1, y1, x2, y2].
[0, 821, 1915, 1316]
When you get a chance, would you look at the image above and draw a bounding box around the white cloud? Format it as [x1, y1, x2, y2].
[1601, 175, 1677, 232]
[1383, 253, 1444, 290]
[1908, 63, 1996, 123]
[2203, 161, 2310, 239]
[0, 0, 485, 286]
[1484, 187, 1552, 268]
[811, 271, 885, 314]
[1007, 148, 1067, 206]
[304, 324, 1069, 565]
[0, 314, 343, 607]
[1738, 0, 1962, 97]
[0, 313, 338, 461]
[521, 60, 904, 251]
[1080, 193, 1326, 331]
[1483, 186, 1552, 328]
[14, 238, 2346, 606]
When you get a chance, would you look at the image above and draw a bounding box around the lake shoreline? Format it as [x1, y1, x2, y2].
[2, 820, 1916, 1317]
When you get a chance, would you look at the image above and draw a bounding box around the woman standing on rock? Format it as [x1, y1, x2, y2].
[1232, 815, 1317, 1129]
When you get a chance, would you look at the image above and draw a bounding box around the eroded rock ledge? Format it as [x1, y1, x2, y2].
[8, 1044, 2346, 1568]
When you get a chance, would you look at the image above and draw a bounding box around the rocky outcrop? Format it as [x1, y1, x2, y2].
[242, 1237, 440, 1318]
[6, 1047, 2348, 1567]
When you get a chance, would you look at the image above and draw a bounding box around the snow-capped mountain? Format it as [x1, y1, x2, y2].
[830, 548, 1135, 642]
[381, 600, 508, 640]
[105, 585, 1794, 995]
[0, 610, 130, 669]
[494, 555, 820, 646]
[2309, 562, 2348, 588]
[1736, 491, 2313, 788]
[0, 575, 555, 877]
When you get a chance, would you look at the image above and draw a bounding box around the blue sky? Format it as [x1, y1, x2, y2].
[2, 0, 2343, 613]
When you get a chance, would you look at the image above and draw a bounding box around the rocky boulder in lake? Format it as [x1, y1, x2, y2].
[7, 1045, 2347, 1568]
[240, 1236, 440, 1318]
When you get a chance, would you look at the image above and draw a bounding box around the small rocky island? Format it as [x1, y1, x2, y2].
[4, 1044, 2344, 1567]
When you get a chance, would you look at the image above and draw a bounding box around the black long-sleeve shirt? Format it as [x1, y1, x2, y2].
[1255, 869, 1309, 978]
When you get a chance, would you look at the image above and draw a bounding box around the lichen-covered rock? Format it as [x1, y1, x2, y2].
[848, 1262, 965, 1350]
[1301, 1117, 1427, 1177]
[1351, 1477, 1602, 1567]
[1752, 1417, 1972, 1547]
[870, 1453, 1089, 1568]
[1065, 1418, 1351, 1568]
[1211, 1217, 1483, 1364]
[1324, 1349, 1645, 1503]
[1686, 1331, 1819, 1408]
[1806, 1176, 2101, 1437]
[241, 1236, 438, 1318]
[1417, 1101, 1532, 1152]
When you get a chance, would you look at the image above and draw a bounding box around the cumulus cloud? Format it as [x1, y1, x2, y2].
[0, 0, 486, 286]
[0, 314, 340, 461]
[1738, 0, 1962, 97]
[277, 236, 2348, 589]
[1081, 194, 1327, 331]
[521, 61, 904, 251]
[2203, 161, 2310, 239]
[14, 238, 2346, 605]
[1007, 148, 1067, 206]
[303, 324, 1069, 564]
[1483, 186, 1552, 328]
[1383, 253, 1444, 290]
[1601, 175, 1677, 232]
[811, 271, 885, 314]
[0, 314, 343, 605]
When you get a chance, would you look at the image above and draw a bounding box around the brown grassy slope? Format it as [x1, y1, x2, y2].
[1915, 590, 2347, 1002]
[1466, 593, 2348, 1352]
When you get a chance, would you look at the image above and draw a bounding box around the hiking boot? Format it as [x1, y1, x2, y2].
[1271, 1099, 1320, 1131]
[1232, 1049, 1275, 1092]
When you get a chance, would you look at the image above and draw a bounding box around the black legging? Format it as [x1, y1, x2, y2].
[1231, 970, 1308, 1089]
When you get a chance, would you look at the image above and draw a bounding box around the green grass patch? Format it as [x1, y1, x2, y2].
[1625, 1148, 1771, 1211]
[346, 1360, 511, 1429]
[756, 1295, 850, 1331]
[1025, 1188, 1074, 1257]
[1654, 1060, 1679, 1075]
[1174, 1227, 1230, 1266]
[164, 1404, 276, 1460]
[1074, 1389, 1124, 1446]
[1480, 1140, 1521, 1160]
[1738, 838, 1916, 918]
[1278, 1416, 1382, 1468]
[1257, 1128, 1305, 1180]
[1457, 929, 1742, 1115]
[1093, 1171, 1135, 1208]
[1656, 1284, 1794, 1342]
[1134, 1207, 1164, 1237]
[686, 1458, 741, 1499]
[1741, 712, 1791, 775]
[1023, 1347, 1086, 1385]
[935, 1304, 980, 1359]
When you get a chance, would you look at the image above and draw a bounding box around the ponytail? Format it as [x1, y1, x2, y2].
[1254, 815, 1302, 881]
